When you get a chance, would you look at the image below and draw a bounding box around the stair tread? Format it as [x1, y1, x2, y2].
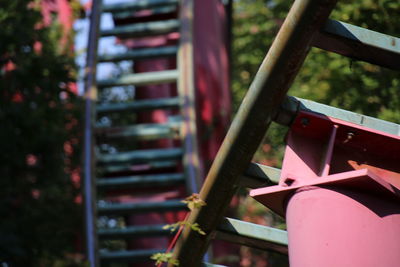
[96, 97, 180, 113]
[113, 5, 177, 20]
[100, 19, 179, 38]
[97, 69, 178, 88]
[98, 159, 179, 174]
[102, 0, 178, 14]
[97, 199, 187, 215]
[97, 147, 183, 165]
[97, 172, 184, 188]
[98, 224, 171, 239]
[95, 122, 180, 140]
[99, 248, 162, 261]
[98, 45, 178, 63]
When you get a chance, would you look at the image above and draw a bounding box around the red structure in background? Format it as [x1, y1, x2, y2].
[109, 1, 233, 266]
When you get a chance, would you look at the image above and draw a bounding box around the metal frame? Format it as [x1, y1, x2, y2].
[170, 0, 338, 265]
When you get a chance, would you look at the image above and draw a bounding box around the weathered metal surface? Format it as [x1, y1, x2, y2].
[100, 19, 179, 38]
[95, 122, 181, 140]
[239, 162, 281, 188]
[100, 249, 163, 262]
[275, 96, 400, 136]
[97, 69, 178, 88]
[170, 0, 338, 265]
[313, 19, 400, 70]
[96, 97, 180, 114]
[177, 0, 203, 194]
[214, 218, 288, 254]
[113, 5, 177, 20]
[98, 46, 178, 63]
[96, 173, 185, 189]
[98, 160, 179, 174]
[97, 199, 187, 215]
[102, 0, 178, 14]
[98, 224, 171, 239]
[83, 0, 101, 265]
[97, 147, 183, 165]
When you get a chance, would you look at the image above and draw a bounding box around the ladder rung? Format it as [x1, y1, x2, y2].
[98, 224, 171, 239]
[98, 46, 178, 63]
[100, 248, 162, 262]
[100, 19, 179, 38]
[95, 122, 180, 140]
[97, 69, 178, 88]
[313, 19, 400, 70]
[113, 5, 177, 20]
[97, 147, 183, 165]
[276, 96, 400, 137]
[240, 163, 281, 188]
[97, 199, 187, 215]
[98, 160, 179, 174]
[102, 0, 178, 14]
[97, 173, 185, 189]
[215, 217, 288, 254]
[96, 97, 180, 114]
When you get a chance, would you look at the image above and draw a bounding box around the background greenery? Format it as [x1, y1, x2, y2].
[0, 1, 84, 265]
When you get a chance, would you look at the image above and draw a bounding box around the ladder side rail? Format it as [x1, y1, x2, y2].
[178, 0, 204, 193]
[170, 0, 338, 265]
[83, 0, 101, 266]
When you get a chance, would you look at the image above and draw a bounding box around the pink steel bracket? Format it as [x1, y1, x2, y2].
[250, 111, 400, 216]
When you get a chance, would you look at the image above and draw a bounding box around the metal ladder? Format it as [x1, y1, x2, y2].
[170, 0, 400, 266]
[83, 0, 206, 265]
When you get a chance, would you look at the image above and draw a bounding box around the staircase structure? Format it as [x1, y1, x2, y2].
[168, 0, 400, 266]
[83, 0, 400, 266]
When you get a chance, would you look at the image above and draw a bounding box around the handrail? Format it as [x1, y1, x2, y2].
[170, 0, 338, 265]
[83, 0, 101, 266]
[177, 0, 203, 193]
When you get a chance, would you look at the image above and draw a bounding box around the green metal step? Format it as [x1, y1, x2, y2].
[100, 19, 179, 38]
[97, 173, 185, 189]
[95, 122, 180, 140]
[96, 97, 180, 114]
[98, 45, 178, 63]
[215, 217, 288, 254]
[102, 0, 178, 14]
[98, 224, 171, 239]
[97, 147, 183, 165]
[113, 5, 177, 20]
[100, 248, 162, 262]
[97, 69, 178, 88]
[98, 159, 179, 174]
[97, 199, 187, 215]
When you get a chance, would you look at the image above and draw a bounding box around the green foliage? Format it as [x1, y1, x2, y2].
[150, 252, 179, 266]
[0, 0, 82, 265]
[232, 0, 400, 165]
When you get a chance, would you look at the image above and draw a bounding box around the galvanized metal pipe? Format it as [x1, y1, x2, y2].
[83, 0, 101, 266]
[170, 0, 338, 265]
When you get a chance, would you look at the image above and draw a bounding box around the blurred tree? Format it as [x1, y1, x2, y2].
[0, 1, 84, 266]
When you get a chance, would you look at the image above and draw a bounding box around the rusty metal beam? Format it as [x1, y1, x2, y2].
[170, 0, 338, 265]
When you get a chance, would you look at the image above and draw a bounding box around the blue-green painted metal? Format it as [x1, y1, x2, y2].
[97, 173, 185, 189]
[114, 5, 177, 20]
[102, 0, 178, 14]
[98, 224, 171, 239]
[100, 19, 179, 38]
[276, 96, 400, 136]
[215, 217, 288, 254]
[240, 163, 281, 188]
[98, 46, 178, 63]
[313, 19, 400, 70]
[96, 97, 180, 114]
[100, 249, 163, 262]
[98, 160, 179, 174]
[97, 199, 187, 215]
[97, 69, 178, 88]
[97, 147, 183, 165]
[95, 122, 181, 140]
